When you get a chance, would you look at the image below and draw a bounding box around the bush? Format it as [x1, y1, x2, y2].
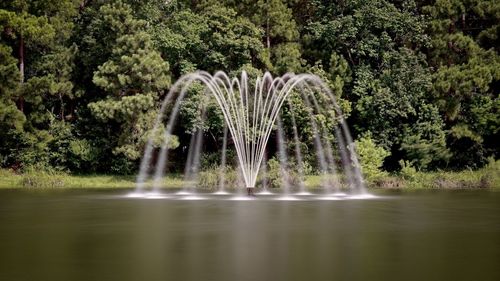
[198, 166, 239, 189]
[110, 156, 137, 175]
[267, 157, 303, 188]
[48, 119, 99, 171]
[355, 133, 390, 181]
[20, 166, 66, 188]
[372, 176, 405, 189]
[399, 160, 418, 180]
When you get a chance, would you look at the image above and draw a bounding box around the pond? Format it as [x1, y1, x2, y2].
[0, 189, 499, 281]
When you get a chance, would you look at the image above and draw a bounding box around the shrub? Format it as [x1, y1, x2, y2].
[266, 157, 303, 188]
[354, 133, 390, 181]
[20, 166, 66, 188]
[373, 176, 405, 189]
[198, 166, 239, 189]
[110, 156, 137, 175]
[399, 160, 418, 180]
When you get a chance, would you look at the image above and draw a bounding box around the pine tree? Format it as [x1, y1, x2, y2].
[87, 0, 172, 163]
[422, 0, 500, 168]
[0, 4, 54, 111]
[0, 44, 24, 163]
[0, 0, 80, 168]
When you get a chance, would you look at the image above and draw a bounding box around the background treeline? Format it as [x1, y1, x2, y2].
[0, 0, 498, 176]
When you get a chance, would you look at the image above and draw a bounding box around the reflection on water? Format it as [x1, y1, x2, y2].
[0, 190, 499, 281]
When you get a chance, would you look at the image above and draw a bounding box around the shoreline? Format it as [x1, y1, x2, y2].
[1, 163, 498, 190]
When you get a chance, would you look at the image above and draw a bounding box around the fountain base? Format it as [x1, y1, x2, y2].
[247, 188, 255, 196]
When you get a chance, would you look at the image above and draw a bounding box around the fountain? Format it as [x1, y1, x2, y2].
[133, 71, 366, 199]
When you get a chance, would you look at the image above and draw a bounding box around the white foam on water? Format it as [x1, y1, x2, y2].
[180, 195, 206, 200]
[295, 191, 313, 196]
[256, 190, 273, 195]
[229, 196, 256, 201]
[124, 192, 169, 199]
[176, 191, 194, 196]
[145, 192, 170, 199]
[125, 192, 146, 198]
[275, 196, 301, 201]
[317, 196, 342, 201]
[213, 191, 231, 195]
[332, 192, 348, 197]
[124, 191, 377, 201]
[347, 193, 378, 200]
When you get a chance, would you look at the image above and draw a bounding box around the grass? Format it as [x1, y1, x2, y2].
[369, 159, 500, 189]
[0, 160, 498, 189]
[62, 174, 184, 189]
[0, 170, 184, 189]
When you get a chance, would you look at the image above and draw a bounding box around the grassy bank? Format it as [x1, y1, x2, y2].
[368, 160, 500, 189]
[0, 170, 184, 189]
[1, 160, 498, 189]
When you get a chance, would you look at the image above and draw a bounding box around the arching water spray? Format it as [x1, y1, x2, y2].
[287, 100, 307, 194]
[276, 116, 291, 195]
[216, 125, 229, 194]
[135, 71, 365, 196]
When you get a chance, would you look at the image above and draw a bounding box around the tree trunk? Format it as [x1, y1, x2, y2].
[18, 35, 24, 112]
[266, 17, 271, 49]
[59, 93, 65, 122]
[266, 0, 271, 49]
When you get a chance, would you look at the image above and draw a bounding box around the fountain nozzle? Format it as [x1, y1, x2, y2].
[247, 188, 255, 196]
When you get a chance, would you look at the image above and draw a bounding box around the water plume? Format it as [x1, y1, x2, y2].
[135, 71, 365, 196]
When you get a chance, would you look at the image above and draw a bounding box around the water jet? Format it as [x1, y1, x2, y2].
[134, 71, 366, 199]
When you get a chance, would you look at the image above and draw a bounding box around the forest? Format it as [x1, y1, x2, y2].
[0, 0, 498, 184]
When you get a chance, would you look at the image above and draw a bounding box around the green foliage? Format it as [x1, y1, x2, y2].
[0, 44, 24, 138]
[198, 166, 239, 189]
[422, 0, 500, 169]
[395, 158, 500, 189]
[19, 166, 66, 188]
[0, 0, 498, 176]
[46, 118, 98, 171]
[399, 160, 418, 181]
[272, 42, 303, 73]
[355, 133, 390, 181]
[152, 10, 210, 75]
[86, 0, 172, 164]
[303, 1, 453, 169]
[153, 2, 265, 74]
[0, 8, 55, 45]
[266, 157, 303, 188]
[0, 0, 81, 169]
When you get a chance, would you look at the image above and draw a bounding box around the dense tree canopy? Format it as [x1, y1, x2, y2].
[0, 0, 498, 174]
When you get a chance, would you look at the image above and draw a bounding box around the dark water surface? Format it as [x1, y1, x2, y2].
[0, 189, 499, 281]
